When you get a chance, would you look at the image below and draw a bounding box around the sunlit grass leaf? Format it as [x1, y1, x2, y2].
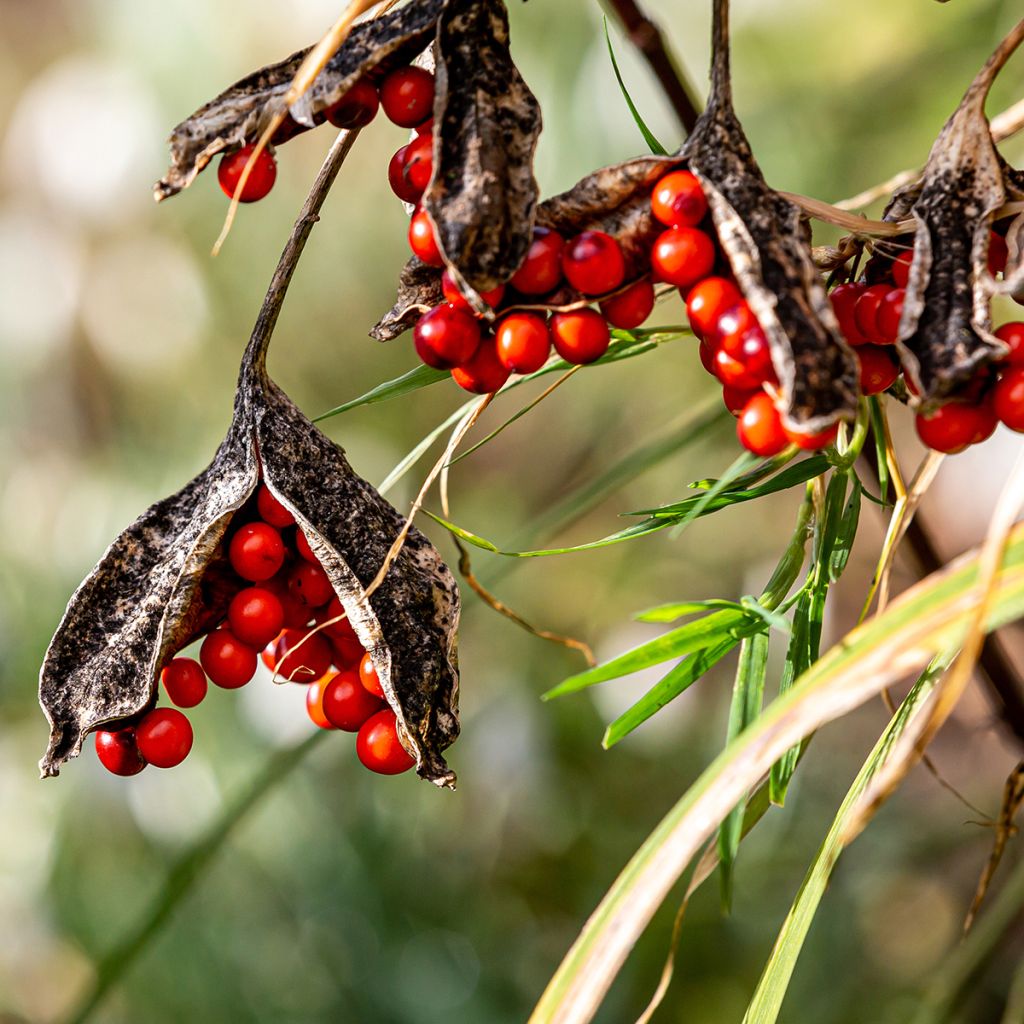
[528, 523, 1024, 1024]
[314, 364, 449, 421]
[637, 598, 750, 623]
[603, 16, 668, 156]
[769, 594, 811, 805]
[829, 475, 862, 583]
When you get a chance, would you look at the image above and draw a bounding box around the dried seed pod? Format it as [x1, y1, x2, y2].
[155, 0, 446, 201]
[372, 257, 445, 342]
[888, 19, 1024, 402]
[681, 0, 858, 432]
[40, 228, 461, 788]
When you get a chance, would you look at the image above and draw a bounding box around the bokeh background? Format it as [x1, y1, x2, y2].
[3, 1, 1024, 1021]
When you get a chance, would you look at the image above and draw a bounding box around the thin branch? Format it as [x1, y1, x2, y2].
[602, 0, 702, 135]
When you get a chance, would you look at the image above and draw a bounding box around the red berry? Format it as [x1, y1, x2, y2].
[495, 313, 551, 373]
[414, 304, 482, 369]
[891, 251, 913, 289]
[561, 231, 625, 296]
[325, 78, 379, 129]
[379, 66, 434, 128]
[711, 302, 759, 347]
[415, 118, 434, 136]
[441, 269, 505, 313]
[784, 422, 839, 451]
[651, 170, 707, 228]
[737, 393, 788, 457]
[357, 709, 416, 775]
[550, 309, 611, 365]
[95, 727, 146, 776]
[330, 632, 365, 670]
[687, 277, 742, 340]
[217, 145, 277, 203]
[876, 288, 905, 345]
[989, 230, 1008, 276]
[402, 132, 433, 194]
[718, 324, 775, 389]
[306, 676, 336, 730]
[408, 208, 444, 266]
[994, 367, 1024, 431]
[509, 227, 564, 295]
[698, 339, 717, 376]
[830, 283, 868, 345]
[265, 628, 333, 683]
[857, 346, 899, 396]
[722, 384, 759, 416]
[972, 400, 999, 444]
[321, 597, 358, 643]
[136, 708, 193, 769]
[650, 227, 715, 289]
[995, 322, 1024, 366]
[451, 336, 511, 394]
[388, 144, 423, 204]
[322, 669, 383, 731]
[228, 587, 285, 649]
[295, 529, 318, 564]
[600, 279, 655, 329]
[201, 629, 258, 689]
[263, 574, 311, 629]
[256, 484, 294, 528]
[915, 402, 992, 453]
[359, 652, 385, 699]
[229, 522, 285, 582]
[161, 657, 208, 709]
[288, 561, 334, 609]
[853, 284, 892, 345]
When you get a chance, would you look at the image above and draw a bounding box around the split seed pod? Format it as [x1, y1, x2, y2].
[39, 197, 461, 787]
[885, 19, 1024, 403]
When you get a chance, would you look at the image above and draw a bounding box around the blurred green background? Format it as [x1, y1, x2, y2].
[2, 1, 1024, 1021]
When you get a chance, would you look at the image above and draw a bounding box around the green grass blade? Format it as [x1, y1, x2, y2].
[378, 401, 475, 495]
[603, 16, 668, 155]
[314, 364, 449, 421]
[769, 594, 811, 805]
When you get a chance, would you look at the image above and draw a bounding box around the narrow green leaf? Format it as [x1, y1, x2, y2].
[636, 599, 748, 623]
[378, 401, 474, 495]
[738, 596, 792, 635]
[314, 364, 449, 421]
[719, 631, 770, 910]
[829, 475, 862, 583]
[603, 16, 668, 156]
[869, 395, 891, 506]
[769, 594, 811, 805]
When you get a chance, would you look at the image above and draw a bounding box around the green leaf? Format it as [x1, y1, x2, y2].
[603, 16, 668, 156]
[869, 396, 891, 506]
[378, 401, 475, 495]
[636, 599, 749, 623]
[719, 631, 770, 910]
[769, 594, 811, 805]
[313, 364, 449, 421]
[829, 475, 862, 583]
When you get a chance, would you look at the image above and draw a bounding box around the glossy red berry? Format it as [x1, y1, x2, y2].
[295, 529, 318, 564]
[718, 324, 775, 389]
[891, 251, 913, 289]
[737, 393, 788, 457]
[698, 339, 717, 376]
[95, 727, 146, 776]
[264, 575, 311, 629]
[256, 484, 294, 528]
[265, 628, 333, 683]
[711, 302, 759, 347]
[853, 284, 892, 345]
[322, 669, 383, 731]
[722, 384, 759, 416]
[651, 170, 707, 228]
[550, 309, 611, 365]
[995, 322, 1024, 366]
[357, 709, 416, 775]
[201, 629, 258, 689]
[561, 231, 625, 296]
[288, 561, 334, 609]
[321, 597, 358, 643]
[306, 676, 336, 730]
[408, 208, 444, 266]
[217, 145, 277, 203]
[441, 269, 505, 313]
[414, 304, 481, 369]
[451, 336, 511, 394]
[325, 78, 379, 129]
[916, 402, 992, 453]
[830, 283, 868, 345]
[402, 132, 433, 194]
[784, 422, 839, 451]
[379, 66, 435, 128]
[650, 227, 715, 289]
[161, 657, 208, 709]
[495, 313, 551, 373]
[876, 288, 905, 344]
[599, 279, 655, 329]
[228, 587, 285, 649]
[509, 227, 564, 295]
[857, 346, 899, 396]
[388, 144, 423, 204]
[994, 367, 1024, 431]
[229, 522, 285, 582]
[136, 708, 193, 769]
[989, 230, 1008, 276]
[359, 652, 385, 699]
[686, 277, 742, 340]
[329, 632, 364, 670]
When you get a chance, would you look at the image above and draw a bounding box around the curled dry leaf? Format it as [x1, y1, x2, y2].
[372, 257, 445, 342]
[887, 18, 1024, 402]
[39, 231, 461, 789]
[154, 0, 446, 201]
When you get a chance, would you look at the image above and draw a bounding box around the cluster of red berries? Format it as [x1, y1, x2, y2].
[93, 484, 415, 779]
[830, 237, 1024, 453]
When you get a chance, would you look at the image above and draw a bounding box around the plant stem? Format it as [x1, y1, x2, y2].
[602, 0, 702, 134]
